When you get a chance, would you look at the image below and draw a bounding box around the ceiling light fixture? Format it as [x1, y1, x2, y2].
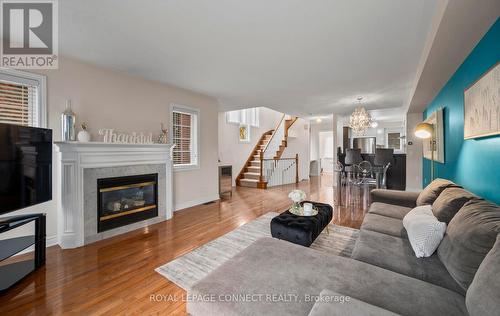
[316, 118, 322, 123]
[371, 121, 378, 128]
[349, 97, 373, 135]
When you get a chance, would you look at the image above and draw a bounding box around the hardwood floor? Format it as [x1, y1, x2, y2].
[0, 175, 368, 315]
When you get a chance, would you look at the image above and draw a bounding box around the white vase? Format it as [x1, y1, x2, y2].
[77, 130, 91, 142]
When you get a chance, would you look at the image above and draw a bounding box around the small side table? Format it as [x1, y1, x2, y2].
[0, 213, 46, 292]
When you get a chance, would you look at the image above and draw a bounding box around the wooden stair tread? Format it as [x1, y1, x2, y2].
[237, 119, 297, 188]
[240, 178, 259, 182]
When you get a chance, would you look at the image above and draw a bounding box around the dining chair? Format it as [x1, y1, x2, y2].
[374, 148, 394, 189]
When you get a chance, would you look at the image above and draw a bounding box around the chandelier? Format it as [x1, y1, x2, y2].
[349, 97, 373, 135]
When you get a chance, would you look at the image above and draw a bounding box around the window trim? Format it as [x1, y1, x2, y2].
[386, 131, 403, 151]
[170, 103, 200, 171]
[0, 68, 47, 128]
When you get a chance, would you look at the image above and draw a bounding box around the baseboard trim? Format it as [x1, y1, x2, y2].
[174, 194, 220, 212]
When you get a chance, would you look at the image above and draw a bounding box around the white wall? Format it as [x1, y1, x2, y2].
[310, 119, 335, 176]
[218, 107, 283, 186]
[405, 112, 423, 191]
[310, 121, 334, 161]
[3, 57, 220, 246]
[319, 131, 334, 158]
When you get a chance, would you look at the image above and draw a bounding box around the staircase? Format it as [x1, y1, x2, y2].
[236, 116, 298, 189]
[236, 130, 273, 188]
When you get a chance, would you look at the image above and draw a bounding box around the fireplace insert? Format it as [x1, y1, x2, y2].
[97, 173, 158, 232]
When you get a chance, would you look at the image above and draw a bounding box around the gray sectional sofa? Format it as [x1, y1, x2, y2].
[187, 179, 500, 316]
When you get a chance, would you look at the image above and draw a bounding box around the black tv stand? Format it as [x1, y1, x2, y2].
[0, 213, 46, 292]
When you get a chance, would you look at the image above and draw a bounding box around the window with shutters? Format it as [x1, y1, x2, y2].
[170, 104, 199, 170]
[0, 69, 46, 127]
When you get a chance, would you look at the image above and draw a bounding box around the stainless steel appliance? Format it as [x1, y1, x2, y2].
[352, 137, 376, 154]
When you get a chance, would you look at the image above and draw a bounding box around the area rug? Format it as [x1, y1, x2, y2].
[155, 212, 359, 291]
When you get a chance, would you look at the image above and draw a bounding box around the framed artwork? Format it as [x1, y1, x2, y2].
[239, 124, 250, 143]
[464, 62, 500, 139]
[423, 108, 444, 163]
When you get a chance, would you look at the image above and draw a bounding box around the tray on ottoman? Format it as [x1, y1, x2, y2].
[270, 201, 333, 247]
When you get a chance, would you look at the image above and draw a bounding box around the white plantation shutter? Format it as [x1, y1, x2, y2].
[0, 70, 44, 127]
[172, 111, 192, 165]
[171, 105, 199, 167]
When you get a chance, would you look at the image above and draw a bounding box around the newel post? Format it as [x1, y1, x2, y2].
[259, 150, 264, 182]
[295, 153, 299, 183]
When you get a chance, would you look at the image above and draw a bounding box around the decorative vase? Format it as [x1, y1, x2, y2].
[61, 100, 76, 141]
[291, 202, 301, 212]
[77, 122, 91, 142]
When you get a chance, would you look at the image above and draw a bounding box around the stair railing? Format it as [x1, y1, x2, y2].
[262, 154, 299, 187]
[262, 114, 286, 159]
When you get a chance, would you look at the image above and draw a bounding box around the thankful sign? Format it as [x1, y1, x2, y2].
[98, 129, 154, 144]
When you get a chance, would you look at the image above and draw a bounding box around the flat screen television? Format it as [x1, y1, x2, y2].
[0, 123, 52, 215]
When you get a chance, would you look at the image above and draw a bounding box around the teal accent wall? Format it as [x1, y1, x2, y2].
[423, 18, 500, 204]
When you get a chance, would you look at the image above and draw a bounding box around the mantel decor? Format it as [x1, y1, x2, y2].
[464, 62, 500, 139]
[99, 128, 154, 144]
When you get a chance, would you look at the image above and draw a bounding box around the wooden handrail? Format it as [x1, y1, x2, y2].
[285, 117, 299, 137]
[262, 157, 297, 161]
[262, 114, 285, 153]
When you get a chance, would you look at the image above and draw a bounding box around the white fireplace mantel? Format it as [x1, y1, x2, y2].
[54, 141, 174, 249]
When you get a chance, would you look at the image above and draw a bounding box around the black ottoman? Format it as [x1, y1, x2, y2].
[270, 201, 333, 247]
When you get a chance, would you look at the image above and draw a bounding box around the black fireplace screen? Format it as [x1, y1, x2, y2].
[97, 173, 158, 232]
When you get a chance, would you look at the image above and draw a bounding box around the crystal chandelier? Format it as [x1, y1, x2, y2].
[349, 97, 373, 135]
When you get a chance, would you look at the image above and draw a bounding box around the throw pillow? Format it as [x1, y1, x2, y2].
[403, 205, 447, 258]
[432, 187, 479, 223]
[416, 178, 459, 206]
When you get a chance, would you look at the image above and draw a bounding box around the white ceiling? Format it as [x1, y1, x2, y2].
[60, 0, 440, 116]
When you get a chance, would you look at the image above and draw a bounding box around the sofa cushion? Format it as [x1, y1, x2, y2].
[351, 230, 464, 295]
[416, 178, 459, 206]
[360, 213, 407, 238]
[307, 289, 399, 316]
[368, 202, 412, 220]
[438, 199, 500, 291]
[466, 235, 500, 316]
[188, 237, 467, 316]
[371, 189, 419, 208]
[432, 187, 478, 223]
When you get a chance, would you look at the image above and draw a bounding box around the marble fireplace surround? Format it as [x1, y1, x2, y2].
[54, 142, 174, 249]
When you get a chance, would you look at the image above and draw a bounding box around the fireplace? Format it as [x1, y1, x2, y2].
[97, 173, 158, 233]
